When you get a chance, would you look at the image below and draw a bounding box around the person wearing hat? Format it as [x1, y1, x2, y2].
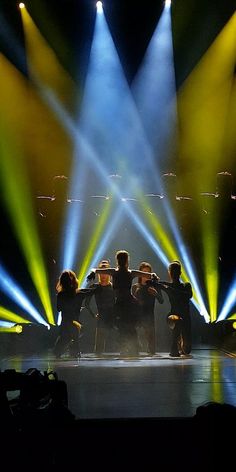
[85, 260, 116, 355]
[131, 261, 163, 356]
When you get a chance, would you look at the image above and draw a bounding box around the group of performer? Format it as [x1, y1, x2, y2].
[54, 250, 193, 359]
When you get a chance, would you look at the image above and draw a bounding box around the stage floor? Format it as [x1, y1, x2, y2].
[1, 346, 236, 419]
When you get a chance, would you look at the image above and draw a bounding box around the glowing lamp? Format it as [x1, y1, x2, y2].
[96, 1, 103, 13]
[15, 324, 23, 334]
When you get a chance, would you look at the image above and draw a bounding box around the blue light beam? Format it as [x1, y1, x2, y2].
[62, 7, 164, 268]
[217, 274, 236, 321]
[132, 4, 177, 162]
[0, 262, 49, 326]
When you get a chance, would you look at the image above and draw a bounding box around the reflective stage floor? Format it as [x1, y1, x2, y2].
[1, 346, 236, 419]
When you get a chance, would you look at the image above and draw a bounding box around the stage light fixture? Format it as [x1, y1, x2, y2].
[96, 1, 103, 13]
[165, 0, 171, 7]
[19, 3, 25, 8]
[15, 324, 23, 334]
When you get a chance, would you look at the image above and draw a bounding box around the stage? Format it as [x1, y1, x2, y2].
[1, 346, 236, 420]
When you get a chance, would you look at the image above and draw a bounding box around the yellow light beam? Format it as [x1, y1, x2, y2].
[0, 306, 30, 325]
[223, 77, 236, 163]
[20, 5, 76, 108]
[178, 13, 236, 192]
[21, 4, 78, 107]
[177, 14, 236, 320]
[0, 326, 23, 334]
[78, 199, 113, 284]
[0, 55, 54, 325]
[138, 193, 201, 306]
[201, 199, 219, 321]
[0, 125, 54, 325]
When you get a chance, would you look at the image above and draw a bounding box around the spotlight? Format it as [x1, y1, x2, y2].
[19, 2, 25, 8]
[165, 0, 171, 7]
[15, 324, 23, 334]
[96, 1, 103, 13]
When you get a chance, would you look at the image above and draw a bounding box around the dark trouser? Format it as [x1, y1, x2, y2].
[54, 323, 80, 357]
[170, 319, 182, 356]
[181, 318, 192, 354]
[94, 325, 109, 354]
[119, 323, 139, 356]
[169, 317, 191, 356]
[138, 318, 155, 354]
[144, 325, 155, 354]
[114, 299, 139, 356]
